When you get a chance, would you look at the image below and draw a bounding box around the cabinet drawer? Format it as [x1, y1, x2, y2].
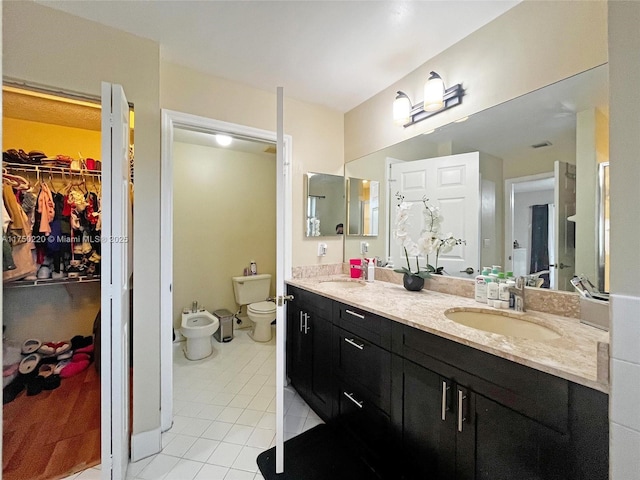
[336, 380, 391, 462]
[334, 326, 391, 412]
[287, 285, 332, 318]
[334, 302, 391, 349]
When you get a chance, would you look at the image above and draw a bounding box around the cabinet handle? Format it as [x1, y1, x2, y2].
[343, 391, 363, 409]
[457, 389, 467, 432]
[303, 313, 310, 334]
[345, 309, 365, 320]
[344, 337, 364, 350]
[299, 311, 304, 333]
[441, 381, 450, 421]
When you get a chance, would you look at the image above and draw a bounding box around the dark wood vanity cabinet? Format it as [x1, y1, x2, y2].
[285, 286, 609, 480]
[286, 285, 334, 421]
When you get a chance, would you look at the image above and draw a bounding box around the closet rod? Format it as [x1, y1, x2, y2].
[3, 162, 102, 178]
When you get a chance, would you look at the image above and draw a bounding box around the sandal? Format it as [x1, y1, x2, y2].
[18, 353, 41, 375]
[21, 338, 42, 355]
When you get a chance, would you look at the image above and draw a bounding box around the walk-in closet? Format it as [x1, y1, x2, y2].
[2, 84, 133, 480]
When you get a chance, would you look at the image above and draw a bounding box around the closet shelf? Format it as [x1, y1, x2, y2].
[3, 162, 102, 177]
[4, 275, 100, 289]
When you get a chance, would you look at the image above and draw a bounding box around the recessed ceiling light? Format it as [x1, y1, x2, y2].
[454, 116, 469, 123]
[215, 134, 233, 147]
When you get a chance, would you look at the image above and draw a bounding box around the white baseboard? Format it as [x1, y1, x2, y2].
[131, 426, 162, 462]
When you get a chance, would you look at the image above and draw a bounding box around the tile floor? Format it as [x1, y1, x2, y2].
[62, 327, 321, 480]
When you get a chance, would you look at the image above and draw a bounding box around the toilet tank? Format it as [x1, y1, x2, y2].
[232, 274, 272, 305]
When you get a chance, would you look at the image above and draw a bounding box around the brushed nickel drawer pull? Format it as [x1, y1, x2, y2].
[458, 389, 467, 432]
[344, 337, 364, 350]
[343, 391, 363, 408]
[441, 381, 450, 421]
[345, 309, 365, 319]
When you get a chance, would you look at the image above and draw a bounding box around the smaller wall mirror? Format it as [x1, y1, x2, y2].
[305, 172, 345, 237]
[347, 178, 379, 236]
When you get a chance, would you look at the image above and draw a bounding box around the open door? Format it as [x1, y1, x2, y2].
[389, 152, 480, 277]
[101, 82, 131, 480]
[552, 160, 576, 291]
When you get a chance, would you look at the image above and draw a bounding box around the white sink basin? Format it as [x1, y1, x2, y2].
[318, 280, 366, 289]
[445, 309, 561, 341]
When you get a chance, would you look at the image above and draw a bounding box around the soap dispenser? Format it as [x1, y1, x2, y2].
[367, 258, 375, 282]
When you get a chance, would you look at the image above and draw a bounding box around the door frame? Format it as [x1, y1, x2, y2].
[504, 172, 554, 273]
[159, 109, 292, 433]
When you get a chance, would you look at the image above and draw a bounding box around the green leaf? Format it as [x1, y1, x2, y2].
[416, 271, 433, 279]
[393, 267, 412, 275]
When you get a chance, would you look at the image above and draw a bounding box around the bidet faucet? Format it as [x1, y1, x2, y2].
[509, 276, 526, 312]
[192, 300, 198, 313]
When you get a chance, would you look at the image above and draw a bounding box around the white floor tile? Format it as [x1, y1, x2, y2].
[246, 395, 273, 412]
[228, 394, 254, 409]
[194, 464, 229, 480]
[161, 432, 177, 449]
[74, 467, 102, 480]
[201, 421, 234, 441]
[283, 415, 305, 434]
[163, 459, 204, 480]
[245, 428, 275, 449]
[224, 424, 255, 445]
[302, 416, 323, 432]
[210, 392, 237, 406]
[126, 456, 154, 479]
[231, 446, 263, 472]
[207, 442, 243, 467]
[183, 438, 221, 463]
[256, 412, 276, 430]
[163, 434, 198, 458]
[217, 406, 245, 423]
[197, 404, 226, 421]
[224, 469, 255, 480]
[235, 409, 264, 427]
[138, 453, 181, 480]
[247, 374, 269, 386]
[254, 472, 265, 479]
[286, 401, 310, 417]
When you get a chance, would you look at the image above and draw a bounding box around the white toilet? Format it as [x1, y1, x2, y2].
[181, 310, 220, 360]
[232, 274, 276, 342]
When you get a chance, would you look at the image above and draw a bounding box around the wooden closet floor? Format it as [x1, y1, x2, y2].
[2, 365, 100, 480]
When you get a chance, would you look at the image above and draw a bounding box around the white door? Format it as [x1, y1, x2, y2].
[101, 82, 131, 480]
[389, 152, 480, 277]
[552, 160, 576, 291]
[274, 87, 290, 473]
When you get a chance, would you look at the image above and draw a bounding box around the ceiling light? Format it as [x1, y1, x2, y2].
[215, 134, 233, 147]
[454, 116, 469, 123]
[393, 71, 464, 128]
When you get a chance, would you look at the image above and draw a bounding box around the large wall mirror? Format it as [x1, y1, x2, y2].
[305, 172, 345, 237]
[344, 64, 609, 292]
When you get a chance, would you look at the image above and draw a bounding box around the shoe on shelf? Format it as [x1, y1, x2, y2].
[36, 264, 51, 279]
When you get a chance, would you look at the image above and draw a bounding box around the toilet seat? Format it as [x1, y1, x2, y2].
[248, 301, 276, 314]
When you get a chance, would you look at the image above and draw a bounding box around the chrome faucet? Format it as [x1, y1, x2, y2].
[509, 276, 526, 312]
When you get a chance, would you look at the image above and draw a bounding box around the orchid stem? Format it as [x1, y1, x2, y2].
[404, 247, 411, 271]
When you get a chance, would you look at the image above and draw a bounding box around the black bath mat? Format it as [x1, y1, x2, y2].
[257, 424, 383, 480]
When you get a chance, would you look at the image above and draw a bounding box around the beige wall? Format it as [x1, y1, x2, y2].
[3, 0, 161, 445]
[172, 141, 276, 328]
[345, 0, 608, 162]
[160, 62, 345, 268]
[3, 117, 102, 160]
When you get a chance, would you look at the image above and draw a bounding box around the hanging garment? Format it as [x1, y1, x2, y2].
[3, 184, 26, 242]
[37, 183, 55, 235]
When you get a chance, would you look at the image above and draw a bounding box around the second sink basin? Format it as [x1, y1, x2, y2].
[445, 309, 561, 341]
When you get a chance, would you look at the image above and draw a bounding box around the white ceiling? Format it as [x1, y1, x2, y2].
[36, 0, 520, 112]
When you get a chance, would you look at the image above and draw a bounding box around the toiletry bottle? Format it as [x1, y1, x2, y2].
[498, 272, 510, 303]
[367, 258, 375, 282]
[506, 277, 516, 309]
[250, 260, 257, 275]
[475, 270, 488, 303]
[487, 278, 499, 306]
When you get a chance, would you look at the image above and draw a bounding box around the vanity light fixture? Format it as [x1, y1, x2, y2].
[393, 71, 464, 128]
[215, 134, 233, 147]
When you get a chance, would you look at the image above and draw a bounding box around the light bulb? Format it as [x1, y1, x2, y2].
[215, 134, 233, 147]
[393, 91, 412, 125]
[424, 72, 445, 112]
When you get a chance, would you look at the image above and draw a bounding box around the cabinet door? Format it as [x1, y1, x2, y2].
[286, 302, 309, 391]
[307, 307, 333, 419]
[401, 360, 456, 480]
[457, 390, 569, 480]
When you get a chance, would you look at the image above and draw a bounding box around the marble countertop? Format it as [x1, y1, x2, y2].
[287, 275, 610, 393]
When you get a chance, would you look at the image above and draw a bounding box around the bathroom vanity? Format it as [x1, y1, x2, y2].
[285, 277, 609, 480]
